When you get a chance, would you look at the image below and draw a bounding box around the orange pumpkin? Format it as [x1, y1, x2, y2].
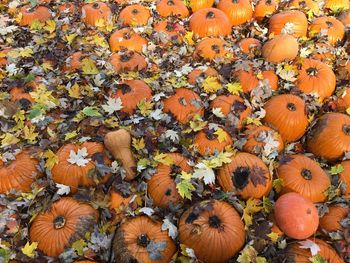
[0, 150, 40, 194]
[235, 67, 278, 92]
[81, 2, 112, 26]
[30, 197, 98, 257]
[148, 153, 191, 208]
[110, 191, 135, 211]
[113, 216, 176, 263]
[238, 38, 262, 57]
[307, 113, 350, 161]
[311, 42, 335, 63]
[194, 127, 233, 155]
[63, 51, 83, 72]
[277, 154, 331, 203]
[217, 0, 253, 26]
[309, 16, 345, 46]
[51, 142, 111, 193]
[153, 20, 185, 45]
[218, 152, 272, 199]
[119, 5, 150, 26]
[110, 51, 147, 73]
[339, 9, 350, 26]
[243, 125, 284, 155]
[296, 59, 336, 101]
[189, 0, 215, 11]
[339, 160, 350, 197]
[179, 200, 245, 263]
[109, 28, 148, 52]
[156, 0, 189, 18]
[58, 2, 80, 14]
[188, 67, 218, 85]
[111, 80, 152, 115]
[264, 94, 308, 143]
[19, 5, 52, 26]
[324, 0, 350, 12]
[268, 10, 308, 38]
[163, 88, 204, 124]
[320, 205, 349, 233]
[274, 192, 319, 239]
[335, 87, 350, 111]
[189, 8, 232, 38]
[288, 0, 320, 14]
[194, 37, 227, 61]
[0, 48, 11, 67]
[262, 34, 299, 64]
[10, 79, 39, 103]
[253, 0, 277, 20]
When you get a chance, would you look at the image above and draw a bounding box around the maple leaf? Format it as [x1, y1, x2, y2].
[56, 183, 70, 196]
[67, 147, 91, 166]
[329, 164, 344, 175]
[102, 97, 123, 115]
[237, 245, 267, 263]
[165, 130, 179, 142]
[21, 242, 38, 258]
[212, 107, 225, 118]
[309, 254, 328, 263]
[205, 151, 233, 168]
[82, 106, 101, 117]
[176, 179, 195, 200]
[243, 198, 263, 227]
[273, 178, 284, 193]
[72, 239, 86, 256]
[68, 83, 82, 99]
[137, 100, 154, 116]
[65, 33, 77, 45]
[43, 149, 58, 170]
[202, 76, 222, 93]
[43, 20, 56, 33]
[246, 117, 262, 126]
[161, 218, 178, 239]
[154, 153, 174, 165]
[183, 31, 194, 45]
[267, 231, 280, 243]
[250, 165, 268, 187]
[23, 125, 38, 144]
[1, 133, 20, 148]
[214, 128, 227, 143]
[226, 82, 243, 95]
[139, 207, 154, 216]
[81, 58, 99, 75]
[299, 240, 321, 256]
[192, 162, 216, 185]
[132, 138, 145, 151]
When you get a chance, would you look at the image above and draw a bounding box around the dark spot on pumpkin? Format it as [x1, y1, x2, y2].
[91, 152, 104, 164]
[18, 98, 31, 110]
[53, 215, 66, 229]
[211, 44, 220, 54]
[232, 100, 247, 113]
[167, 0, 175, 5]
[120, 53, 132, 62]
[178, 97, 187, 106]
[306, 67, 318, 76]
[326, 21, 333, 28]
[185, 212, 199, 224]
[24, 85, 34, 92]
[92, 2, 99, 9]
[208, 215, 221, 228]
[206, 11, 215, 19]
[137, 234, 150, 247]
[299, 0, 306, 7]
[132, 8, 139, 15]
[165, 188, 172, 196]
[306, 208, 311, 214]
[123, 32, 131, 39]
[232, 166, 250, 190]
[119, 83, 132, 94]
[343, 124, 350, 135]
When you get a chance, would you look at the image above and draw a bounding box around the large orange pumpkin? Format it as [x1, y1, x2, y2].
[109, 28, 148, 52]
[19, 5, 52, 26]
[262, 34, 299, 64]
[81, 2, 112, 26]
[58, 2, 81, 14]
[194, 37, 227, 61]
[277, 154, 331, 203]
[253, 0, 277, 20]
[217, 152, 272, 199]
[309, 16, 345, 46]
[189, 0, 215, 11]
[179, 200, 245, 263]
[307, 113, 350, 161]
[217, 0, 253, 26]
[264, 94, 308, 143]
[274, 192, 319, 239]
[119, 5, 150, 26]
[110, 51, 147, 73]
[30, 197, 98, 257]
[319, 205, 349, 233]
[156, 0, 189, 18]
[268, 10, 308, 37]
[193, 127, 233, 155]
[148, 153, 191, 208]
[339, 160, 350, 197]
[113, 216, 176, 263]
[163, 88, 204, 124]
[0, 150, 40, 194]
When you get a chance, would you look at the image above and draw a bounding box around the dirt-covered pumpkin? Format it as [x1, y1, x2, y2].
[262, 34, 299, 63]
[156, 0, 189, 18]
[113, 216, 176, 263]
[109, 28, 148, 52]
[218, 152, 272, 199]
[276, 154, 331, 203]
[307, 113, 350, 161]
[81, 2, 111, 26]
[194, 37, 227, 61]
[253, 0, 277, 20]
[110, 51, 147, 73]
[268, 10, 308, 38]
[217, 0, 253, 26]
[339, 160, 350, 197]
[319, 205, 349, 233]
[179, 200, 245, 263]
[19, 5, 52, 26]
[194, 127, 233, 155]
[309, 16, 345, 46]
[119, 4, 150, 26]
[264, 94, 308, 143]
[148, 153, 191, 208]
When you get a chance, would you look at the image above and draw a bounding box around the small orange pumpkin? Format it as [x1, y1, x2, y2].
[307, 113, 350, 161]
[119, 5, 150, 26]
[189, 8, 232, 38]
[189, 0, 215, 11]
[113, 216, 176, 263]
[268, 10, 308, 38]
[194, 127, 233, 155]
[81, 2, 112, 26]
[156, 0, 189, 18]
[30, 197, 98, 257]
[194, 37, 227, 61]
[179, 200, 245, 263]
[274, 192, 319, 240]
[148, 153, 191, 208]
[109, 28, 148, 52]
[277, 154, 331, 203]
[320, 205, 349, 233]
[153, 20, 185, 45]
[110, 51, 147, 73]
[235, 67, 278, 92]
[309, 16, 345, 46]
[188, 67, 218, 85]
[217, 0, 253, 26]
[19, 5, 52, 26]
[288, 0, 320, 14]
[218, 152, 272, 199]
[296, 58, 336, 101]
[10, 79, 39, 103]
[253, 0, 277, 20]
[163, 88, 204, 124]
[63, 51, 83, 72]
[334, 87, 350, 112]
[0, 47, 11, 67]
[264, 94, 308, 143]
[262, 34, 299, 64]
[58, 2, 81, 14]
[238, 38, 262, 57]
[339, 160, 350, 197]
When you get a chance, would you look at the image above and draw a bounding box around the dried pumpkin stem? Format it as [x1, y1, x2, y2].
[342, 124, 350, 135]
[287, 102, 296, 111]
[301, 168, 312, 180]
[206, 11, 215, 19]
[208, 215, 221, 228]
[137, 234, 150, 247]
[53, 216, 66, 229]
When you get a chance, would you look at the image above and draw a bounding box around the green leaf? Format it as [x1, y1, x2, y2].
[309, 254, 328, 263]
[82, 106, 101, 117]
[262, 196, 273, 213]
[0, 248, 10, 262]
[176, 180, 195, 200]
[71, 239, 86, 256]
[329, 164, 344, 175]
[28, 104, 45, 120]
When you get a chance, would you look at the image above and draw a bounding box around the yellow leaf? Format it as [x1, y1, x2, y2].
[30, 84, 59, 109]
[23, 125, 38, 144]
[68, 83, 82, 99]
[92, 34, 109, 48]
[137, 100, 154, 116]
[1, 133, 20, 148]
[44, 20, 56, 33]
[267, 231, 280, 243]
[188, 118, 207, 132]
[204, 151, 233, 168]
[184, 31, 194, 45]
[226, 82, 243, 95]
[243, 198, 263, 227]
[132, 137, 145, 151]
[95, 18, 106, 28]
[180, 171, 192, 180]
[81, 58, 99, 75]
[21, 242, 38, 258]
[42, 62, 53, 72]
[43, 149, 58, 170]
[346, 107, 350, 116]
[30, 20, 44, 30]
[246, 117, 262, 126]
[19, 47, 33, 58]
[65, 33, 77, 45]
[214, 128, 227, 143]
[202, 76, 222, 93]
[154, 152, 174, 165]
[64, 130, 78, 140]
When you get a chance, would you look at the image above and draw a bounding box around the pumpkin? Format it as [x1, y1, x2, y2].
[179, 200, 245, 263]
[30, 197, 98, 257]
[110, 80, 152, 115]
[311, 42, 335, 63]
[119, 4, 150, 26]
[189, 8, 232, 37]
[277, 154, 331, 203]
[238, 38, 262, 57]
[243, 125, 284, 155]
[288, 0, 320, 14]
[81, 2, 112, 26]
[194, 37, 227, 61]
[235, 67, 278, 92]
[153, 20, 185, 45]
[110, 191, 135, 211]
[263, 94, 308, 143]
[285, 238, 345, 263]
[324, 0, 350, 12]
[339, 160, 350, 197]
[268, 10, 308, 38]
[217, 152, 272, 199]
[320, 205, 349, 233]
[58, 2, 80, 14]
[148, 153, 191, 208]
[296, 58, 336, 101]
[217, 0, 253, 26]
[110, 51, 147, 73]
[339, 9, 350, 26]
[163, 88, 204, 124]
[307, 113, 350, 161]
[274, 192, 319, 239]
[156, 0, 189, 18]
[253, 0, 277, 20]
[19, 5, 52, 26]
[63, 51, 84, 72]
[113, 216, 176, 263]
[51, 142, 111, 193]
[309, 17, 345, 46]
[335, 87, 350, 112]
[109, 28, 148, 52]
[10, 80, 38, 103]
[210, 94, 252, 129]
[188, 67, 218, 85]
[194, 127, 233, 155]
[104, 129, 137, 181]
[262, 34, 299, 64]
[0, 47, 11, 67]
[0, 150, 40, 194]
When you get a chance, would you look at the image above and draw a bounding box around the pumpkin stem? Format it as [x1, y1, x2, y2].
[266, 0, 272, 5]
[232, 166, 250, 190]
[171, 164, 182, 175]
[92, 2, 99, 9]
[132, 8, 139, 15]
[306, 67, 318, 76]
[167, 0, 175, 5]
[137, 234, 150, 247]
[206, 11, 215, 19]
[123, 32, 131, 40]
[326, 21, 333, 28]
[211, 44, 220, 54]
[342, 124, 350, 135]
[287, 102, 296, 111]
[205, 129, 217, 140]
[232, 0, 239, 3]
[166, 22, 174, 31]
[120, 53, 132, 62]
[299, 0, 306, 7]
[53, 216, 66, 229]
[301, 169, 312, 180]
[208, 215, 221, 228]
[119, 83, 132, 94]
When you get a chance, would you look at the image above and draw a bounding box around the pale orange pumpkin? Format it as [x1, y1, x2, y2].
[238, 38, 262, 57]
[194, 38, 227, 61]
[253, 0, 277, 20]
[217, 0, 253, 26]
[309, 16, 345, 46]
[268, 10, 308, 38]
[19, 5, 52, 26]
[188, 0, 215, 11]
[262, 34, 299, 64]
[110, 51, 147, 73]
[81, 2, 112, 26]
